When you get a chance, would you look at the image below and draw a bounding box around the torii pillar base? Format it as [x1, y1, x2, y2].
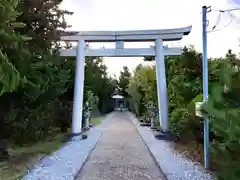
[154, 131, 178, 142]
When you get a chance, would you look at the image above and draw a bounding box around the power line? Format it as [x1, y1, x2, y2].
[211, 12, 222, 30]
[210, 7, 240, 12]
[207, 11, 234, 33]
[213, 12, 233, 32]
[206, 6, 240, 33]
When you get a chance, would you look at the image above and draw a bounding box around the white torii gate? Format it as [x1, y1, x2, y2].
[60, 26, 192, 135]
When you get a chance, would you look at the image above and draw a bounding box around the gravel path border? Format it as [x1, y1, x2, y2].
[23, 114, 113, 180]
[128, 112, 216, 180]
[75, 112, 166, 180]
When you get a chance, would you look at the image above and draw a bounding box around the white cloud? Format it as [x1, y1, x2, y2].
[60, 0, 240, 76]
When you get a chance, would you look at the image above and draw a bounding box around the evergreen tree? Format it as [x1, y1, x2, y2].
[118, 66, 131, 97]
[16, 0, 73, 52]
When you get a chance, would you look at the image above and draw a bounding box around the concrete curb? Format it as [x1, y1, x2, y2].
[128, 112, 215, 180]
[23, 114, 113, 180]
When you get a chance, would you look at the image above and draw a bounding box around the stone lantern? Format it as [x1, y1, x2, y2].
[147, 101, 157, 129]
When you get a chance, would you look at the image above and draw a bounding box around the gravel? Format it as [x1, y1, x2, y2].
[128, 112, 216, 180]
[22, 112, 216, 180]
[75, 112, 165, 180]
[23, 114, 113, 180]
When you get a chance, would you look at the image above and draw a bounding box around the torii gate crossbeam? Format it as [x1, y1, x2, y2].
[60, 26, 192, 136]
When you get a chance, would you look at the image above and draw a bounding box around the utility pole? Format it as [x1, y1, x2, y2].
[202, 6, 209, 169]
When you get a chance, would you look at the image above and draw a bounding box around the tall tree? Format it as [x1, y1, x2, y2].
[0, 0, 74, 147]
[84, 57, 117, 114]
[0, 0, 26, 96]
[118, 66, 131, 97]
[16, 0, 73, 52]
[128, 65, 156, 117]
[0, 0, 28, 158]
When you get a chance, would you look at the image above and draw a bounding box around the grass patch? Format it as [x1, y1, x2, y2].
[90, 116, 103, 126]
[0, 132, 66, 180]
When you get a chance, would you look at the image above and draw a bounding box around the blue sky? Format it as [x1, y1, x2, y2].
[60, 0, 240, 77]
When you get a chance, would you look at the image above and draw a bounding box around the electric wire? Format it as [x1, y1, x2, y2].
[210, 7, 240, 12]
[211, 12, 222, 30]
[206, 6, 240, 33]
[207, 11, 234, 33]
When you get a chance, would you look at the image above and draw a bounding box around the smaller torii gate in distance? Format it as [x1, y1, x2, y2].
[60, 26, 192, 135]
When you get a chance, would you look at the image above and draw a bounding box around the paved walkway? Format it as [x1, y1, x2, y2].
[75, 112, 165, 180]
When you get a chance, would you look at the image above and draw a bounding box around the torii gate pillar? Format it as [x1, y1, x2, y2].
[155, 38, 168, 132]
[72, 40, 85, 134]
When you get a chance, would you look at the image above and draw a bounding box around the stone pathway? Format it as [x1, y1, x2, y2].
[75, 112, 165, 180]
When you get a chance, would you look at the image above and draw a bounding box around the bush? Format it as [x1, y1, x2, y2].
[128, 47, 240, 179]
